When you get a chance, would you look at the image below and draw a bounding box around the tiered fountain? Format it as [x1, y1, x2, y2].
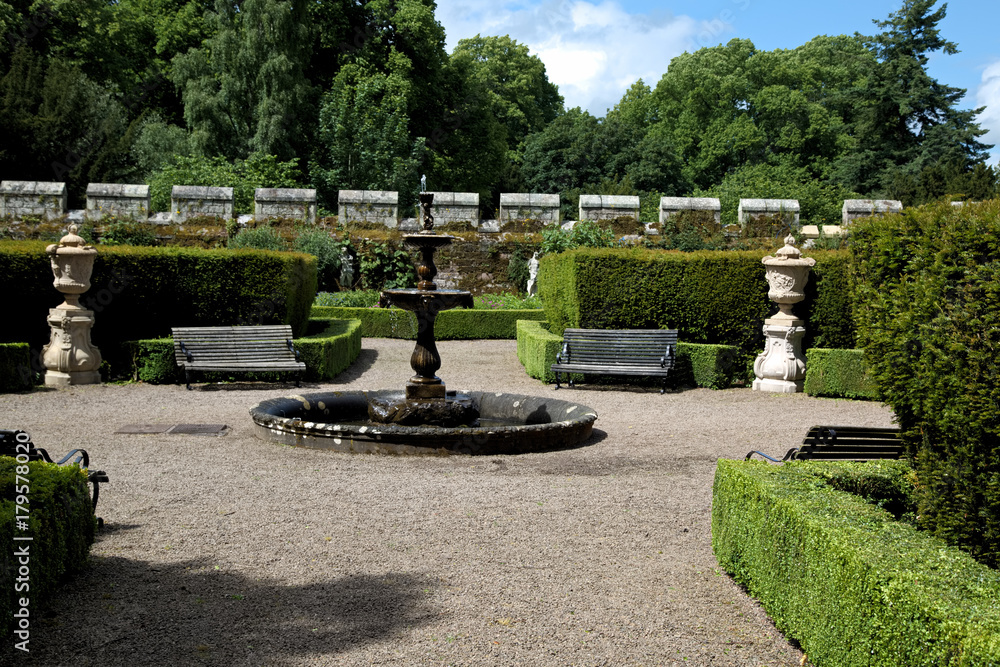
[251, 194, 597, 455]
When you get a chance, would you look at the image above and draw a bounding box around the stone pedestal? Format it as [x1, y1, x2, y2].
[42, 308, 101, 387]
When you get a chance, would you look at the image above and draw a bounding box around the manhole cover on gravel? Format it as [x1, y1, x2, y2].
[167, 424, 229, 435]
[115, 424, 173, 434]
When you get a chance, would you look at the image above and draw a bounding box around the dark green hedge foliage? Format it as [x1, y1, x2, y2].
[1, 458, 96, 639]
[851, 200, 1000, 567]
[713, 459, 1000, 666]
[123, 319, 362, 384]
[310, 306, 547, 340]
[537, 248, 853, 357]
[0, 343, 33, 392]
[0, 242, 317, 380]
[803, 348, 878, 400]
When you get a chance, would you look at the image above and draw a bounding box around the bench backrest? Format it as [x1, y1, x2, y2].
[171, 325, 297, 364]
[561, 328, 678, 367]
[793, 425, 903, 460]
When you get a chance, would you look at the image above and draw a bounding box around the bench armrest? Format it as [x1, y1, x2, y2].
[660, 343, 675, 369]
[555, 341, 569, 365]
[179, 340, 193, 362]
[286, 339, 301, 362]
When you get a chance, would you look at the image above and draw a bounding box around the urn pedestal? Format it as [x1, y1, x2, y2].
[41, 226, 102, 387]
[752, 236, 815, 393]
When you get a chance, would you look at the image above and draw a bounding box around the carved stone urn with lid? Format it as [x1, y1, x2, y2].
[752, 235, 815, 393]
[41, 225, 102, 386]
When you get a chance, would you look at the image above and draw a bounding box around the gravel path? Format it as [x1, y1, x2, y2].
[3, 339, 894, 666]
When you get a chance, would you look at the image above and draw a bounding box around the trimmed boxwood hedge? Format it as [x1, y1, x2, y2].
[0, 343, 33, 392]
[310, 306, 547, 339]
[803, 348, 878, 400]
[1, 458, 96, 640]
[123, 319, 362, 384]
[537, 247, 854, 356]
[713, 459, 1000, 666]
[0, 241, 317, 380]
[516, 319, 741, 388]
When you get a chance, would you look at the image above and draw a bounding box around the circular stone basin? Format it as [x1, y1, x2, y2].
[250, 390, 598, 456]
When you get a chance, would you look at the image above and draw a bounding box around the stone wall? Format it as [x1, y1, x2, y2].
[339, 190, 399, 227]
[659, 197, 721, 224]
[171, 185, 234, 222]
[86, 183, 150, 220]
[425, 191, 479, 224]
[579, 194, 639, 221]
[841, 199, 902, 225]
[738, 199, 800, 227]
[499, 193, 560, 224]
[0, 181, 67, 219]
[255, 188, 317, 223]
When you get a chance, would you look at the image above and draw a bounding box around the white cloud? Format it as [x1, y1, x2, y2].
[436, 0, 731, 117]
[975, 61, 1000, 165]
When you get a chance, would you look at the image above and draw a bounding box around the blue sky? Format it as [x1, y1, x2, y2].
[435, 0, 1000, 164]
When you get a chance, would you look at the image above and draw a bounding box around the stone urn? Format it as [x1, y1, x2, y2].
[41, 225, 102, 386]
[752, 235, 815, 393]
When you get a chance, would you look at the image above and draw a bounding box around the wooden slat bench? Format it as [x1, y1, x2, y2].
[171, 325, 305, 390]
[551, 328, 678, 394]
[746, 425, 903, 462]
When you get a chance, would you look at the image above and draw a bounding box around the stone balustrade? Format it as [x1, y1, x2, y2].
[424, 191, 479, 225]
[86, 183, 150, 220]
[255, 188, 317, 223]
[339, 190, 399, 227]
[738, 199, 800, 228]
[171, 185, 235, 223]
[841, 199, 902, 225]
[579, 194, 639, 221]
[499, 193, 560, 224]
[1, 181, 67, 219]
[659, 197, 721, 224]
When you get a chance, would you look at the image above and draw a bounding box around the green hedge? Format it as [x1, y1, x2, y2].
[851, 200, 1000, 566]
[516, 319, 741, 388]
[712, 459, 1000, 666]
[803, 348, 878, 400]
[1, 458, 96, 640]
[310, 306, 546, 339]
[538, 247, 854, 356]
[0, 343, 33, 392]
[0, 242, 317, 379]
[123, 319, 362, 384]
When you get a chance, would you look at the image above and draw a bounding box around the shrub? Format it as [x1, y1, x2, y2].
[314, 290, 380, 308]
[851, 199, 1000, 566]
[355, 240, 416, 290]
[99, 221, 159, 247]
[0, 343, 34, 391]
[228, 225, 287, 251]
[292, 229, 347, 292]
[311, 307, 546, 340]
[803, 348, 877, 400]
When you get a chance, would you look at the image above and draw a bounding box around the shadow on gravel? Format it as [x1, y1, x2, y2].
[19, 555, 438, 666]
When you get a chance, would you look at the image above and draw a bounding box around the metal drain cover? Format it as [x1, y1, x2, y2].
[167, 424, 229, 435]
[115, 424, 173, 434]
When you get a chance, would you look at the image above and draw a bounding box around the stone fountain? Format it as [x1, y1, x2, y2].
[251, 193, 597, 455]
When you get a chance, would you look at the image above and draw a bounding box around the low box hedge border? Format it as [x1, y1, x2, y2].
[0, 343, 33, 392]
[310, 306, 546, 339]
[712, 459, 1000, 666]
[803, 348, 878, 400]
[515, 319, 741, 389]
[123, 319, 362, 384]
[1, 458, 97, 641]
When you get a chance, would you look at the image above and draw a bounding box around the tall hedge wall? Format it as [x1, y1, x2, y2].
[538, 247, 854, 356]
[851, 200, 1000, 567]
[0, 242, 317, 379]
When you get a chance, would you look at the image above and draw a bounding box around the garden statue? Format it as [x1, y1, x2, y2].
[527, 252, 540, 296]
[420, 174, 426, 193]
[339, 246, 354, 289]
[41, 225, 102, 386]
[753, 235, 815, 393]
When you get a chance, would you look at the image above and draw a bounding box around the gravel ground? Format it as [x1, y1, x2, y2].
[3, 338, 894, 667]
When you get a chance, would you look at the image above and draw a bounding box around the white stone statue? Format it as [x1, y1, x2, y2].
[420, 174, 427, 192]
[339, 246, 354, 289]
[526, 252, 540, 296]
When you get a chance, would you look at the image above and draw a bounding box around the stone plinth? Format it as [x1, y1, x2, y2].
[423, 191, 479, 225]
[738, 199, 800, 229]
[842, 199, 902, 225]
[801, 225, 846, 239]
[1, 181, 67, 220]
[86, 183, 150, 220]
[579, 195, 639, 221]
[339, 190, 399, 227]
[255, 188, 317, 223]
[659, 197, 721, 225]
[499, 193, 560, 224]
[171, 185, 234, 223]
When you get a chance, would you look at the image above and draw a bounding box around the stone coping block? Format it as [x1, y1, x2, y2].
[424, 191, 480, 224]
[1, 181, 68, 219]
[499, 193, 560, 223]
[659, 197, 721, 224]
[579, 194, 640, 221]
[339, 190, 399, 226]
[171, 185, 234, 223]
[841, 199, 902, 225]
[254, 188, 318, 223]
[85, 183, 150, 221]
[738, 199, 800, 226]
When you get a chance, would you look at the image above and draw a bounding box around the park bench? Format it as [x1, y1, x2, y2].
[171, 325, 305, 390]
[745, 425, 903, 462]
[1, 429, 109, 517]
[551, 328, 678, 394]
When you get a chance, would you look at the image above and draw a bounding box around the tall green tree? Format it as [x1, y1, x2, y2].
[521, 107, 602, 194]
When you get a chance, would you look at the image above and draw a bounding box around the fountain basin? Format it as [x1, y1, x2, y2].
[381, 288, 474, 312]
[250, 390, 597, 455]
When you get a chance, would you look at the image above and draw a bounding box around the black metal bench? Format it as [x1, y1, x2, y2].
[1, 429, 109, 517]
[551, 328, 678, 394]
[746, 425, 903, 462]
[172, 325, 305, 390]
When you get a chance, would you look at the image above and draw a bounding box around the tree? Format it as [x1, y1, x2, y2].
[520, 108, 603, 194]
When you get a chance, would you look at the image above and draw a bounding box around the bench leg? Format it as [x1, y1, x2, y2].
[295, 371, 302, 388]
[185, 368, 193, 390]
[554, 371, 561, 390]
